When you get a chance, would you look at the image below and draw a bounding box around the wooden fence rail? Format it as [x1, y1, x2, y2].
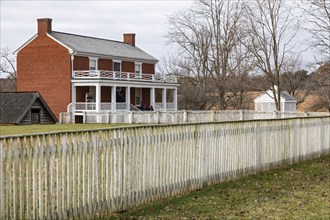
[1, 117, 330, 219]
[59, 110, 330, 124]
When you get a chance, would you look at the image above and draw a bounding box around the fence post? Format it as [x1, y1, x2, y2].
[183, 111, 188, 123]
[70, 112, 74, 124]
[129, 112, 133, 124]
[83, 112, 86, 124]
[240, 110, 244, 120]
[59, 113, 63, 124]
[113, 113, 117, 124]
[107, 111, 111, 124]
[156, 111, 160, 124]
[0, 140, 4, 220]
[212, 111, 216, 122]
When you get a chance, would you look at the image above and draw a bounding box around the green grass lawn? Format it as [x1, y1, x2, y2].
[0, 124, 129, 136]
[107, 155, 330, 219]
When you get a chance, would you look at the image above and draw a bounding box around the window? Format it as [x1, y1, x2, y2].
[89, 58, 98, 71]
[135, 63, 142, 78]
[113, 60, 121, 78]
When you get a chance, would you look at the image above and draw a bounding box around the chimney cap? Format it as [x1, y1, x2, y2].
[37, 17, 52, 21]
[37, 18, 52, 35]
[123, 33, 136, 46]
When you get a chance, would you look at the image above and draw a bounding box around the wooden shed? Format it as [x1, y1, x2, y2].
[0, 92, 57, 125]
[254, 88, 297, 112]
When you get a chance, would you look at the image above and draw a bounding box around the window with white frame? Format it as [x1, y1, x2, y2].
[113, 60, 121, 78]
[89, 58, 98, 71]
[135, 63, 142, 78]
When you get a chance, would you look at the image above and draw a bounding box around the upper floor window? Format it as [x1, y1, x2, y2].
[89, 58, 98, 71]
[135, 62, 142, 78]
[113, 62, 121, 72]
[113, 60, 122, 78]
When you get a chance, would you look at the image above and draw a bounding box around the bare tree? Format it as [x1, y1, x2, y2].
[310, 64, 330, 111]
[158, 55, 212, 110]
[0, 47, 16, 91]
[303, 0, 330, 63]
[167, 0, 249, 110]
[243, 0, 298, 111]
[281, 70, 311, 107]
[177, 76, 217, 110]
[280, 57, 314, 107]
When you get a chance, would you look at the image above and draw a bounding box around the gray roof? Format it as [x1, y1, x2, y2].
[254, 90, 297, 102]
[280, 91, 296, 101]
[49, 31, 158, 63]
[0, 92, 57, 124]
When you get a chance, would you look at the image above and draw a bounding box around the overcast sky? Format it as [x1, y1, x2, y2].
[0, 0, 323, 78]
[1, 0, 193, 62]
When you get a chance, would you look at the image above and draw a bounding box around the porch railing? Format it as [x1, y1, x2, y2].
[73, 102, 130, 112]
[71, 102, 175, 112]
[154, 102, 176, 111]
[73, 70, 177, 83]
[75, 102, 96, 111]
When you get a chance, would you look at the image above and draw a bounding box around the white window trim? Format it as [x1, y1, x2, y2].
[89, 57, 98, 71]
[134, 62, 142, 71]
[135, 62, 142, 78]
[113, 60, 122, 72]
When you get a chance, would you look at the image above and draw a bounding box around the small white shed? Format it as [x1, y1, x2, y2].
[254, 88, 297, 112]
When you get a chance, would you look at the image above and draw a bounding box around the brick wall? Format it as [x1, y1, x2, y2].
[142, 63, 155, 74]
[76, 86, 89, 102]
[17, 35, 71, 119]
[73, 56, 88, 70]
[122, 61, 134, 73]
[73, 56, 155, 75]
[101, 87, 111, 102]
[142, 88, 151, 109]
[99, 59, 112, 71]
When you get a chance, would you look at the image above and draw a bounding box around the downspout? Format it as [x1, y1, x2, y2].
[70, 51, 76, 119]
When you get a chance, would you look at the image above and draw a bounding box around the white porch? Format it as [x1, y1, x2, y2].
[69, 80, 178, 117]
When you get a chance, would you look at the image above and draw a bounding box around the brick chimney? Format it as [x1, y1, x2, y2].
[37, 18, 52, 36]
[123, 33, 136, 46]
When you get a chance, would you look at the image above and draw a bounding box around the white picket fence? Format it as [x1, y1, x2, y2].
[59, 110, 330, 124]
[0, 117, 330, 219]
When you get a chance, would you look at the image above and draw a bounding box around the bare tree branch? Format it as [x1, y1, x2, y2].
[243, 0, 298, 111]
[0, 47, 16, 91]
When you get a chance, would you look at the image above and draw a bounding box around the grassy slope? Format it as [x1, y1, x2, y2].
[108, 155, 330, 219]
[0, 124, 128, 136]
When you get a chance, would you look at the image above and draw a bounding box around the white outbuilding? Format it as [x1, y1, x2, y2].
[254, 87, 297, 112]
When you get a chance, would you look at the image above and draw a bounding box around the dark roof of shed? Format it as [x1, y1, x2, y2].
[49, 31, 158, 63]
[0, 92, 57, 124]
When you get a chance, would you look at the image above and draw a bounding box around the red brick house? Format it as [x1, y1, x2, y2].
[15, 18, 178, 122]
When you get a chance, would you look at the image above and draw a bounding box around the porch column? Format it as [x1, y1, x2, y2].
[150, 87, 155, 110]
[95, 84, 101, 112]
[173, 87, 178, 111]
[126, 86, 131, 111]
[71, 84, 76, 112]
[162, 88, 167, 111]
[111, 86, 117, 111]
